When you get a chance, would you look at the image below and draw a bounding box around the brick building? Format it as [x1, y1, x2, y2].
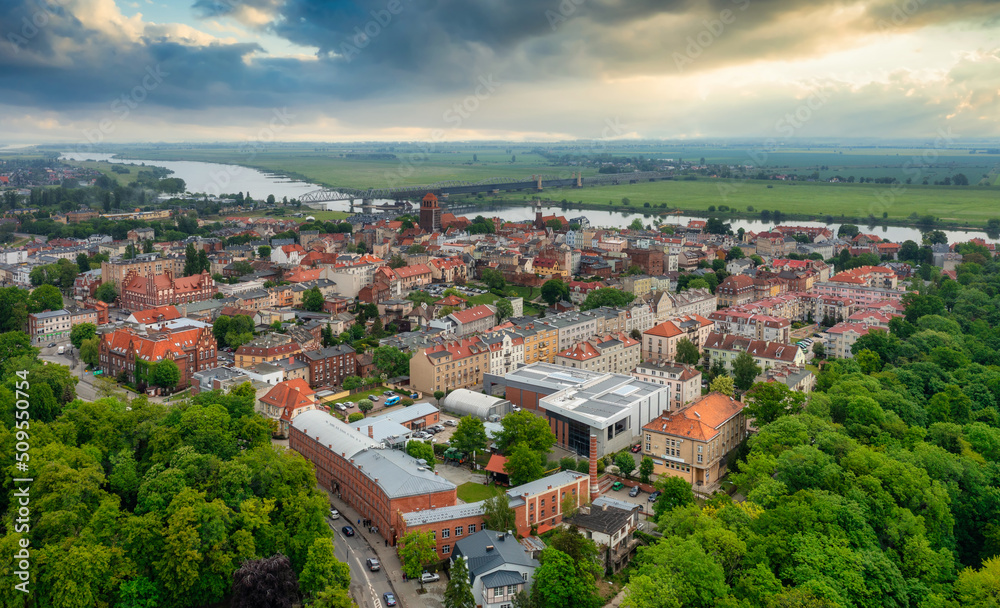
[119, 270, 216, 311]
[101, 254, 185, 290]
[235, 334, 302, 368]
[99, 323, 218, 389]
[296, 344, 358, 388]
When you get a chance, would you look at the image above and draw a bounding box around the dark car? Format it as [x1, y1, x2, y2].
[648, 491, 662, 502]
[47, 343, 56, 348]
[384, 390, 394, 396]
[341, 525, 355, 536]
[366, 557, 381, 571]
[383, 592, 397, 607]
[631, 443, 641, 453]
[629, 485, 641, 497]
[410, 392, 419, 399]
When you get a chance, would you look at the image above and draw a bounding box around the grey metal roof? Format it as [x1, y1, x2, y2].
[374, 402, 440, 425]
[32, 309, 69, 319]
[402, 501, 486, 526]
[505, 471, 587, 501]
[453, 530, 538, 579]
[350, 448, 456, 499]
[481, 570, 526, 589]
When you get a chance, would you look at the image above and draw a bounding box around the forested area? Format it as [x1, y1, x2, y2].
[622, 255, 1000, 608]
[0, 341, 343, 608]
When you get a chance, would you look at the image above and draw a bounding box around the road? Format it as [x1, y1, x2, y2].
[329, 518, 394, 608]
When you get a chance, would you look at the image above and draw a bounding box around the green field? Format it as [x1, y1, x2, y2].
[62, 160, 135, 186]
[533, 179, 1000, 226]
[456, 482, 500, 503]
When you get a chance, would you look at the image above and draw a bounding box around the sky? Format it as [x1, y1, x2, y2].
[0, 0, 997, 144]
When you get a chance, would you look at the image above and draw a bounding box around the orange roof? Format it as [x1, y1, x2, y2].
[485, 454, 507, 475]
[260, 378, 317, 421]
[450, 304, 495, 325]
[102, 325, 209, 364]
[393, 263, 432, 279]
[286, 267, 322, 282]
[435, 294, 465, 306]
[643, 392, 744, 441]
[131, 305, 181, 324]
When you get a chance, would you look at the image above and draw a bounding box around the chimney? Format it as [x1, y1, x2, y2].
[589, 434, 599, 502]
[368, 425, 374, 438]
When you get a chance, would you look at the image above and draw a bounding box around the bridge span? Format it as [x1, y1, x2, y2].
[299, 171, 673, 206]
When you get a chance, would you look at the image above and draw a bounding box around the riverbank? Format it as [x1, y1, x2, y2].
[447, 177, 1000, 232]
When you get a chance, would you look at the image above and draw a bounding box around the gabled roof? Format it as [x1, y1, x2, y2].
[643, 392, 744, 441]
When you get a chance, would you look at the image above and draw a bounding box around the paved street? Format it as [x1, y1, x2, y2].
[324, 488, 447, 608]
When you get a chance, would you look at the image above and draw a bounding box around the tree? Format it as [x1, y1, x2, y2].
[406, 440, 436, 469]
[197, 249, 210, 274]
[95, 282, 118, 304]
[482, 268, 506, 291]
[451, 416, 488, 457]
[70, 322, 97, 348]
[152, 359, 181, 390]
[308, 587, 356, 608]
[639, 457, 654, 484]
[653, 476, 695, 520]
[373, 346, 410, 377]
[303, 287, 325, 312]
[434, 390, 445, 403]
[732, 351, 761, 391]
[444, 556, 476, 608]
[850, 328, 900, 367]
[629, 218, 644, 231]
[258, 245, 271, 258]
[505, 442, 545, 486]
[726, 247, 744, 260]
[812, 342, 826, 358]
[80, 336, 100, 367]
[29, 284, 64, 312]
[709, 375, 735, 397]
[230, 554, 300, 608]
[494, 410, 557, 454]
[77, 252, 91, 274]
[299, 538, 351, 598]
[743, 381, 805, 425]
[837, 224, 859, 238]
[398, 531, 437, 585]
[580, 288, 635, 311]
[482, 492, 517, 532]
[495, 298, 514, 322]
[614, 451, 636, 478]
[357, 399, 373, 417]
[532, 548, 599, 608]
[675, 338, 701, 365]
[183, 243, 199, 277]
[546, 219, 563, 231]
[541, 279, 570, 306]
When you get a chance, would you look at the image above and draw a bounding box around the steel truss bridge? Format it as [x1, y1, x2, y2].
[298, 171, 673, 206]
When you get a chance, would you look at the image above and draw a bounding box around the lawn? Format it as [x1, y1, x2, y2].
[536, 178, 1000, 226]
[457, 482, 500, 503]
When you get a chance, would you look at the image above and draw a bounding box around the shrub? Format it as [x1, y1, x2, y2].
[348, 412, 364, 423]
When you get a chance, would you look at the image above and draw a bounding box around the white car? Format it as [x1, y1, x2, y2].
[420, 572, 441, 584]
[444, 420, 458, 427]
[329, 509, 340, 520]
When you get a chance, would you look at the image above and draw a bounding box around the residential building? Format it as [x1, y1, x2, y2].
[708, 311, 791, 343]
[825, 322, 877, 359]
[566, 496, 641, 572]
[409, 336, 491, 395]
[761, 364, 816, 393]
[716, 275, 755, 308]
[101, 254, 185, 290]
[448, 304, 497, 337]
[296, 344, 358, 388]
[554, 332, 640, 375]
[257, 378, 319, 437]
[632, 361, 702, 411]
[27, 307, 98, 345]
[452, 531, 539, 607]
[703, 332, 806, 371]
[235, 334, 302, 368]
[641, 392, 748, 491]
[641, 314, 714, 363]
[190, 366, 251, 395]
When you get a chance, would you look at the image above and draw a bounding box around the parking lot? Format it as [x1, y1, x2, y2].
[419, 282, 490, 299]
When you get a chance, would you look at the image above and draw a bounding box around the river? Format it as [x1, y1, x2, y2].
[59, 152, 997, 244]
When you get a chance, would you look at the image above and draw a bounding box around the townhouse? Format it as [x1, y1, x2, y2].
[703, 332, 806, 371]
[554, 332, 640, 375]
[632, 361, 702, 411]
[641, 314, 714, 362]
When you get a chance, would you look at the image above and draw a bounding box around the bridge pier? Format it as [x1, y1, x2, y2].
[361, 198, 374, 214]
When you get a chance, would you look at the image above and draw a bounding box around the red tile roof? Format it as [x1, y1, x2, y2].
[260, 378, 317, 421]
[644, 392, 744, 441]
[131, 305, 181, 324]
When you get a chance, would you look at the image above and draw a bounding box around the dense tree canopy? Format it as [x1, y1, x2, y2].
[580, 288, 635, 311]
[621, 259, 1000, 607]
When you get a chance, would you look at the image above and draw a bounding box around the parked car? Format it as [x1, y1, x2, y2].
[631, 443, 642, 453]
[47, 342, 56, 348]
[444, 419, 458, 427]
[425, 427, 440, 434]
[383, 592, 397, 607]
[341, 526, 355, 536]
[648, 491, 661, 502]
[369, 396, 380, 402]
[384, 396, 401, 406]
[335, 404, 348, 412]
[383, 390, 394, 396]
[410, 392, 419, 399]
[329, 509, 340, 519]
[366, 558, 381, 571]
[629, 485, 641, 497]
[420, 571, 441, 583]
[611, 481, 625, 491]
[342, 401, 355, 408]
